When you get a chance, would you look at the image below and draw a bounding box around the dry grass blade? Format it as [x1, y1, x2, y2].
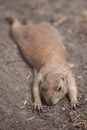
[53, 17, 67, 27]
[26, 116, 36, 121]
[64, 112, 87, 130]
[65, 121, 86, 130]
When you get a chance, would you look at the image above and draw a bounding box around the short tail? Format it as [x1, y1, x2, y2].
[5, 17, 19, 25]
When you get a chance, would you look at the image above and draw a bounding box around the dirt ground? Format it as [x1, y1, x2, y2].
[0, 0, 87, 130]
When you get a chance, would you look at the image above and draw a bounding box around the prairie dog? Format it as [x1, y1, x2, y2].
[6, 18, 77, 111]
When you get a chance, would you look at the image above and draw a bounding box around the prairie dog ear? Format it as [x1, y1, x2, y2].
[61, 76, 67, 84]
[40, 80, 49, 92]
[40, 84, 49, 92]
[40, 74, 49, 92]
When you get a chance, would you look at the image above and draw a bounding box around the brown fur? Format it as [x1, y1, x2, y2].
[11, 21, 67, 70]
[8, 18, 78, 111]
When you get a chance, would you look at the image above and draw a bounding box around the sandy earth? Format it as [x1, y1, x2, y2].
[0, 0, 87, 130]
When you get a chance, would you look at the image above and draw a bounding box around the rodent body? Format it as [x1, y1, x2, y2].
[12, 21, 66, 70]
[7, 18, 78, 111]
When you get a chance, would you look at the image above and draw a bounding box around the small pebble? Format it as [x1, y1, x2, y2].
[69, 63, 75, 68]
[77, 76, 82, 79]
[62, 107, 65, 111]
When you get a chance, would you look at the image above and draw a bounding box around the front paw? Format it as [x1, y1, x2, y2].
[71, 99, 78, 110]
[33, 101, 42, 112]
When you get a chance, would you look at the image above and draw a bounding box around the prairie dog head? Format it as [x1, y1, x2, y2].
[40, 73, 68, 105]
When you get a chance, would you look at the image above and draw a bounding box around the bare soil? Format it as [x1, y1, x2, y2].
[0, 0, 87, 130]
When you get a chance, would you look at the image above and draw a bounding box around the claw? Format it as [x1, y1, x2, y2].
[32, 102, 42, 113]
[71, 103, 76, 110]
[71, 100, 78, 110]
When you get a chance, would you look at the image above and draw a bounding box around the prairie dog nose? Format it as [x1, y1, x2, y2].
[47, 99, 54, 105]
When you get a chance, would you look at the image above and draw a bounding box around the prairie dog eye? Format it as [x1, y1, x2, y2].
[57, 86, 61, 92]
[54, 84, 61, 92]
